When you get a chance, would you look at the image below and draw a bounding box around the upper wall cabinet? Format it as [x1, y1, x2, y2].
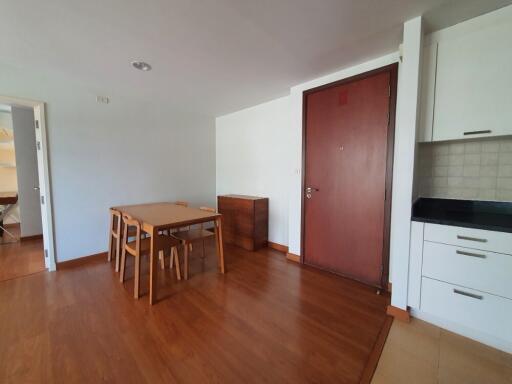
[418, 13, 512, 142]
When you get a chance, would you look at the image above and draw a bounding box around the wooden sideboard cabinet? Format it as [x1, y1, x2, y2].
[217, 195, 268, 251]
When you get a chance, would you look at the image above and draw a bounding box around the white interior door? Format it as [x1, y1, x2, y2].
[33, 104, 56, 271]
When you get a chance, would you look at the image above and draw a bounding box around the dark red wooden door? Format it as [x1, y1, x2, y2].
[303, 70, 392, 287]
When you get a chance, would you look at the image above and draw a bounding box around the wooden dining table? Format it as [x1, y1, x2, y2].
[112, 202, 225, 305]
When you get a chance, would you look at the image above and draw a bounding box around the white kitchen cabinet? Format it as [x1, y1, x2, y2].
[423, 241, 512, 299]
[421, 277, 512, 344]
[408, 220, 512, 351]
[424, 223, 512, 255]
[418, 8, 512, 143]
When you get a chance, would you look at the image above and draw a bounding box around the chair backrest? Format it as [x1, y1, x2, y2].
[175, 201, 189, 207]
[110, 209, 122, 238]
[122, 213, 141, 256]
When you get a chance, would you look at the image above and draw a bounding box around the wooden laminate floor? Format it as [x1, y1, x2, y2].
[0, 241, 390, 383]
[0, 224, 45, 282]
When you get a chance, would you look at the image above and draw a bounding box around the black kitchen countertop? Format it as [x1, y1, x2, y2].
[411, 198, 512, 233]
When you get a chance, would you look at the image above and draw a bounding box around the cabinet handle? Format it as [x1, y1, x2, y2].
[456, 250, 487, 259]
[457, 235, 487, 243]
[453, 289, 483, 300]
[463, 130, 491, 136]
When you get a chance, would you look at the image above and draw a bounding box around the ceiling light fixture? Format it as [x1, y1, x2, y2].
[131, 61, 152, 71]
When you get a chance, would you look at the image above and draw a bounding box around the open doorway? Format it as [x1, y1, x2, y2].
[0, 96, 55, 280]
[0, 104, 44, 280]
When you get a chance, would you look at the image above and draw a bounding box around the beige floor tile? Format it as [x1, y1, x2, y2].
[372, 319, 512, 384]
[384, 318, 440, 367]
[438, 330, 512, 384]
[372, 337, 438, 384]
[503, 351, 512, 369]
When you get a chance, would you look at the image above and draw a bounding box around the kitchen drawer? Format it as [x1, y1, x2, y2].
[424, 223, 512, 255]
[423, 241, 512, 299]
[421, 277, 512, 342]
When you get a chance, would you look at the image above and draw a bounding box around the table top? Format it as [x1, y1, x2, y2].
[0, 192, 18, 205]
[113, 202, 220, 229]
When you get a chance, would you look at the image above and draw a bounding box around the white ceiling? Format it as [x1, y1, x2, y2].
[1, 0, 511, 116]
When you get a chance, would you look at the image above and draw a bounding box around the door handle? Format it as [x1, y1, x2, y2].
[456, 250, 486, 259]
[463, 130, 491, 136]
[34, 186, 40, 191]
[453, 289, 483, 300]
[457, 235, 487, 243]
[305, 187, 319, 199]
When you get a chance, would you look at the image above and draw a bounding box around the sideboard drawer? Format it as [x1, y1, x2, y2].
[424, 223, 512, 255]
[423, 241, 512, 299]
[421, 277, 512, 342]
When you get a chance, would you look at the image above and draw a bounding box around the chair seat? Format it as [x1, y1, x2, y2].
[125, 238, 151, 255]
[172, 228, 215, 243]
[125, 235, 181, 255]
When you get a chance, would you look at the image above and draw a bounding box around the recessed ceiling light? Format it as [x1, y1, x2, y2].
[131, 61, 152, 71]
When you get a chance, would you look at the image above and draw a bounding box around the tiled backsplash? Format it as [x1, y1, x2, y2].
[416, 137, 512, 201]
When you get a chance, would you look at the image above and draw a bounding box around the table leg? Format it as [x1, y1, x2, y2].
[107, 218, 113, 262]
[115, 230, 122, 272]
[184, 242, 189, 280]
[149, 228, 158, 305]
[214, 217, 225, 274]
[134, 254, 140, 299]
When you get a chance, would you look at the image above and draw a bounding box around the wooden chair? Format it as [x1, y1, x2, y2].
[119, 214, 181, 299]
[171, 200, 193, 251]
[108, 209, 138, 272]
[158, 200, 192, 265]
[171, 206, 216, 280]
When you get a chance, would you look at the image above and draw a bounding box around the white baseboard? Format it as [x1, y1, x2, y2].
[410, 308, 512, 354]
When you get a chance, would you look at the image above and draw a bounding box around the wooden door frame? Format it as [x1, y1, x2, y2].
[300, 63, 398, 289]
[0, 95, 57, 271]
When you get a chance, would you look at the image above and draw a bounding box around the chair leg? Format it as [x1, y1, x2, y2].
[184, 242, 189, 280]
[134, 254, 141, 299]
[107, 233, 113, 262]
[119, 246, 127, 283]
[202, 239, 206, 260]
[159, 250, 165, 270]
[115, 233, 122, 272]
[173, 247, 181, 280]
[169, 249, 174, 269]
[189, 243, 193, 252]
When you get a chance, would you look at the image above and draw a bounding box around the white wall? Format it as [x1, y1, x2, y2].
[389, 17, 423, 310]
[0, 64, 216, 261]
[216, 96, 293, 246]
[12, 106, 43, 237]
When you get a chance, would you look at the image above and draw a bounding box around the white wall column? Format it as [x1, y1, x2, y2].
[389, 16, 423, 310]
